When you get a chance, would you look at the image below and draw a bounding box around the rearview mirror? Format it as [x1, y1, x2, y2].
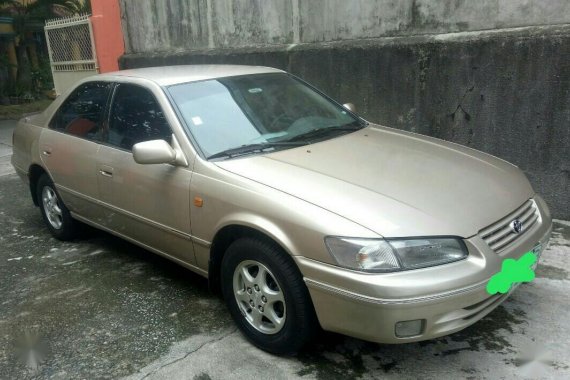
[343, 103, 356, 113]
[132, 139, 176, 165]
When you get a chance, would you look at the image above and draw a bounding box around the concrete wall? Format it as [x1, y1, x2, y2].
[119, 0, 296, 52]
[119, 0, 570, 51]
[118, 1, 570, 219]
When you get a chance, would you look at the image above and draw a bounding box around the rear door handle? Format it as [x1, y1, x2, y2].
[42, 150, 52, 156]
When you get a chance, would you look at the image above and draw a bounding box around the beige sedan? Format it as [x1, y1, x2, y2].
[11, 65, 552, 354]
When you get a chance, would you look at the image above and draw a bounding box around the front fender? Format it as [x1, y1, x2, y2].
[189, 160, 379, 271]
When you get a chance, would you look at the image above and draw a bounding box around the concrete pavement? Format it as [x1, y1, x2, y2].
[0, 121, 568, 379]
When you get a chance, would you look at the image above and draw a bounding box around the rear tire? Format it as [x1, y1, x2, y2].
[221, 237, 317, 355]
[37, 174, 77, 241]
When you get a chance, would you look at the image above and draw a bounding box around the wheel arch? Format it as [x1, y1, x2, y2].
[28, 164, 49, 206]
[207, 223, 298, 295]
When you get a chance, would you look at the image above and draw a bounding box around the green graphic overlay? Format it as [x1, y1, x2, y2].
[486, 252, 537, 295]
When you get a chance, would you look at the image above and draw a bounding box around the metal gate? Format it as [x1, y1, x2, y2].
[44, 15, 98, 96]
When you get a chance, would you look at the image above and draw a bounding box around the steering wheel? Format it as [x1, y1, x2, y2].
[269, 113, 295, 131]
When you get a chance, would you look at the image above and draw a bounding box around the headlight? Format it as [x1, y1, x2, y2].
[324, 237, 468, 272]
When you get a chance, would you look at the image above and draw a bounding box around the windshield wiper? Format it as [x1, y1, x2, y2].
[207, 142, 306, 160]
[286, 121, 365, 143]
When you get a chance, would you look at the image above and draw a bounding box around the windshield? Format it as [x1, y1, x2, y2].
[168, 73, 363, 159]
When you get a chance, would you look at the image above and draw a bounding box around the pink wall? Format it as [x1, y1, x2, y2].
[90, 0, 124, 73]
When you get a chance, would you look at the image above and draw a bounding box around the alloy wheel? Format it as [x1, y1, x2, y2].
[232, 260, 286, 334]
[41, 186, 63, 230]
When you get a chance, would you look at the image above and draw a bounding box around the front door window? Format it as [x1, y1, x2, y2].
[107, 84, 172, 150]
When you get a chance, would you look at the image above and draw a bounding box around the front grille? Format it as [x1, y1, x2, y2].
[479, 199, 540, 253]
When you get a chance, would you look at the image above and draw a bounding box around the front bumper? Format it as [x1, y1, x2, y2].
[296, 196, 552, 344]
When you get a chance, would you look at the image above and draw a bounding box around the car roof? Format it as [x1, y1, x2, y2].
[99, 65, 285, 86]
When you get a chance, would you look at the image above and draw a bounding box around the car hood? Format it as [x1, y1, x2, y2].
[215, 125, 534, 238]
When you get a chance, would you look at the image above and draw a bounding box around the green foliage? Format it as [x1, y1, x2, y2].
[0, 51, 9, 97]
[0, 50, 8, 67]
[60, 0, 92, 15]
[0, 0, 16, 17]
[31, 57, 53, 91]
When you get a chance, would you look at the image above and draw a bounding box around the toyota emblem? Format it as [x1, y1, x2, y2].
[510, 219, 523, 234]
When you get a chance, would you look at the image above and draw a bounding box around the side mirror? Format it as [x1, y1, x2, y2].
[343, 103, 356, 113]
[132, 139, 176, 165]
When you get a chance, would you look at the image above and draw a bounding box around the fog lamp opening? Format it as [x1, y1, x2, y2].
[395, 319, 425, 338]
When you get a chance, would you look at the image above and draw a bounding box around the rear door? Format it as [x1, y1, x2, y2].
[95, 82, 195, 264]
[39, 81, 112, 220]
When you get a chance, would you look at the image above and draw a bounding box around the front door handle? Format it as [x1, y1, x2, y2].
[42, 150, 52, 156]
[98, 165, 114, 178]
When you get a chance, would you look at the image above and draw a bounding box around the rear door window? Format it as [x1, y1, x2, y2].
[49, 82, 112, 140]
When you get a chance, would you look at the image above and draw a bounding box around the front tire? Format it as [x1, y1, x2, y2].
[37, 174, 77, 241]
[221, 237, 317, 355]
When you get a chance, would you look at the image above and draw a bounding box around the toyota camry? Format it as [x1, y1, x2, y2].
[11, 65, 552, 354]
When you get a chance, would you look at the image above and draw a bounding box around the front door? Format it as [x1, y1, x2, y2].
[96, 83, 195, 265]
